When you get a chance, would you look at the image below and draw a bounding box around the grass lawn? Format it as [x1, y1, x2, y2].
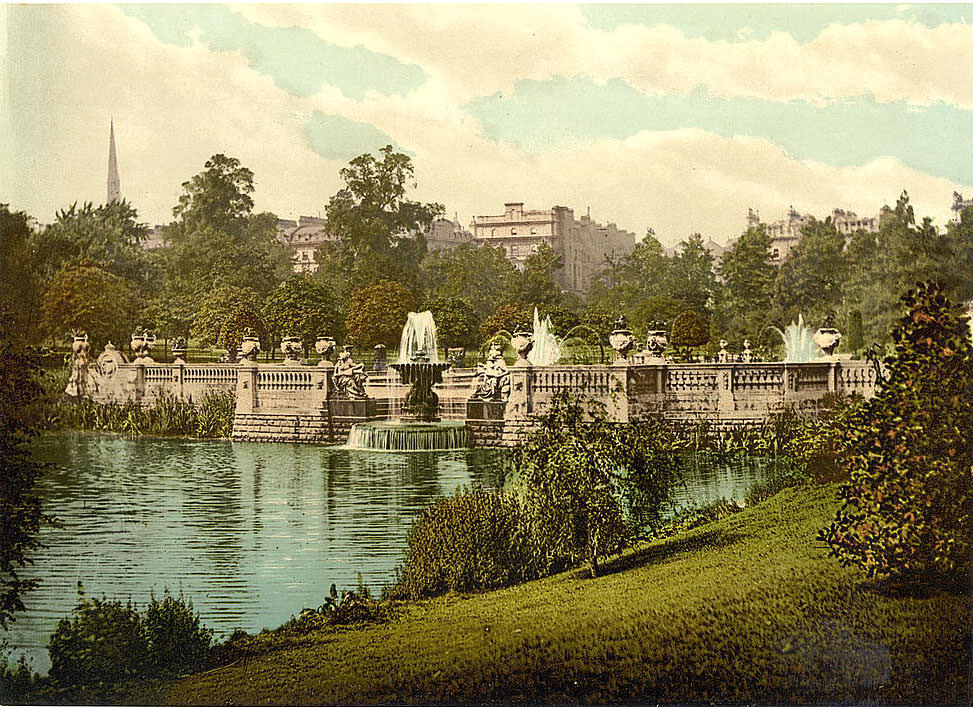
[167, 484, 970, 704]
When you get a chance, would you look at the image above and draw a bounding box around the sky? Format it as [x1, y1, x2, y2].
[2, 3, 972, 246]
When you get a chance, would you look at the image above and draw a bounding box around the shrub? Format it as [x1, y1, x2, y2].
[670, 309, 710, 350]
[48, 590, 147, 687]
[46, 585, 212, 690]
[397, 487, 539, 597]
[819, 282, 973, 583]
[143, 589, 213, 676]
[513, 394, 679, 577]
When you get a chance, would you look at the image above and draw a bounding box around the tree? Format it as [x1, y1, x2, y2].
[262, 276, 343, 353]
[159, 155, 292, 332]
[481, 303, 533, 338]
[0, 205, 42, 342]
[0, 309, 46, 629]
[820, 282, 973, 583]
[419, 242, 517, 320]
[345, 279, 416, 348]
[424, 296, 479, 350]
[34, 201, 154, 286]
[670, 309, 710, 350]
[323, 146, 443, 295]
[513, 394, 678, 577]
[41, 264, 139, 348]
[669, 233, 717, 311]
[717, 223, 777, 347]
[774, 218, 848, 325]
[509, 242, 564, 311]
[192, 285, 266, 353]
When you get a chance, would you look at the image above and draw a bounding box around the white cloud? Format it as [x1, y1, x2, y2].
[241, 5, 973, 108]
[2, 4, 969, 249]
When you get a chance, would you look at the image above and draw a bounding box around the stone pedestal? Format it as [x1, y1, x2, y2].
[466, 399, 506, 420]
[329, 398, 377, 419]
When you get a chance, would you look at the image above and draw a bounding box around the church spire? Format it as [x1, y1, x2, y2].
[107, 119, 120, 203]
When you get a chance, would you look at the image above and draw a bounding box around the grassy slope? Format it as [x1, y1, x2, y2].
[168, 485, 970, 705]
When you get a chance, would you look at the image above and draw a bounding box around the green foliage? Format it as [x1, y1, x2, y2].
[0, 310, 47, 630]
[820, 282, 973, 582]
[513, 394, 678, 577]
[774, 218, 847, 324]
[419, 242, 517, 320]
[668, 232, 718, 311]
[424, 296, 479, 349]
[48, 589, 147, 687]
[40, 263, 139, 348]
[397, 488, 541, 598]
[323, 145, 443, 295]
[43, 390, 235, 439]
[480, 303, 532, 338]
[0, 205, 43, 342]
[509, 241, 565, 311]
[345, 279, 417, 347]
[670, 309, 710, 349]
[160, 155, 292, 330]
[47, 585, 212, 690]
[262, 275, 342, 352]
[143, 589, 213, 676]
[191, 285, 266, 352]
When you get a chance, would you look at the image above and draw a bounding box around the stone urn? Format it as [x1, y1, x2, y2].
[644, 329, 668, 360]
[718, 339, 729, 363]
[510, 330, 534, 366]
[608, 315, 635, 363]
[280, 336, 303, 365]
[130, 330, 154, 363]
[72, 333, 91, 358]
[813, 327, 842, 357]
[171, 336, 188, 364]
[315, 336, 336, 368]
[741, 339, 753, 364]
[373, 343, 387, 373]
[240, 335, 261, 363]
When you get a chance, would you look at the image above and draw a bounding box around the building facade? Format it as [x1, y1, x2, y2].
[952, 191, 973, 223]
[277, 216, 335, 273]
[749, 205, 880, 264]
[470, 202, 635, 294]
[424, 214, 473, 252]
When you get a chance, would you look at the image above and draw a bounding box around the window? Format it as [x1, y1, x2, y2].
[772, 248, 780, 259]
[490, 228, 496, 236]
[530, 227, 537, 234]
[511, 228, 517, 235]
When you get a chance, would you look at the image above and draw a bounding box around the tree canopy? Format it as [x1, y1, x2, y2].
[345, 279, 417, 348]
[262, 276, 343, 352]
[41, 264, 139, 347]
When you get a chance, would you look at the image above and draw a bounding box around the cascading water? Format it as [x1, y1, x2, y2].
[775, 314, 820, 362]
[347, 311, 470, 451]
[398, 311, 439, 363]
[527, 308, 561, 366]
[345, 420, 470, 452]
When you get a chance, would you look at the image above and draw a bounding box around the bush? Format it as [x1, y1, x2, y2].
[820, 282, 973, 583]
[397, 487, 540, 598]
[48, 590, 147, 687]
[143, 589, 213, 676]
[47, 585, 212, 690]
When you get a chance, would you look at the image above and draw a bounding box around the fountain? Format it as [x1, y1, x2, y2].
[773, 315, 845, 361]
[528, 308, 560, 366]
[345, 311, 470, 451]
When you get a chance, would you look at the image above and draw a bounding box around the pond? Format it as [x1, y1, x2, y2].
[5, 433, 775, 672]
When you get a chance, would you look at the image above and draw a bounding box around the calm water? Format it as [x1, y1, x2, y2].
[5, 433, 770, 672]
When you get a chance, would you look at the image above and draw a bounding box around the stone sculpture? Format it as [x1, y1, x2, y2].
[171, 336, 188, 364]
[97, 341, 127, 377]
[280, 336, 303, 365]
[813, 327, 841, 357]
[741, 339, 753, 364]
[718, 339, 729, 363]
[608, 315, 635, 362]
[240, 333, 261, 363]
[471, 342, 510, 402]
[130, 328, 156, 364]
[333, 346, 368, 398]
[644, 328, 668, 360]
[65, 333, 94, 397]
[315, 336, 336, 367]
[510, 329, 534, 366]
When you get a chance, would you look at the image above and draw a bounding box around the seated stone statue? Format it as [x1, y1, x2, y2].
[471, 343, 510, 402]
[332, 347, 368, 399]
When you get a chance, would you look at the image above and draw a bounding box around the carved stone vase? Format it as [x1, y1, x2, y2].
[280, 336, 303, 365]
[813, 328, 842, 357]
[315, 337, 336, 367]
[510, 331, 534, 366]
[608, 317, 635, 363]
[644, 330, 668, 360]
[240, 335, 261, 363]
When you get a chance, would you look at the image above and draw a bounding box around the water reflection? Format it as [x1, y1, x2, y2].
[8, 434, 767, 673]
